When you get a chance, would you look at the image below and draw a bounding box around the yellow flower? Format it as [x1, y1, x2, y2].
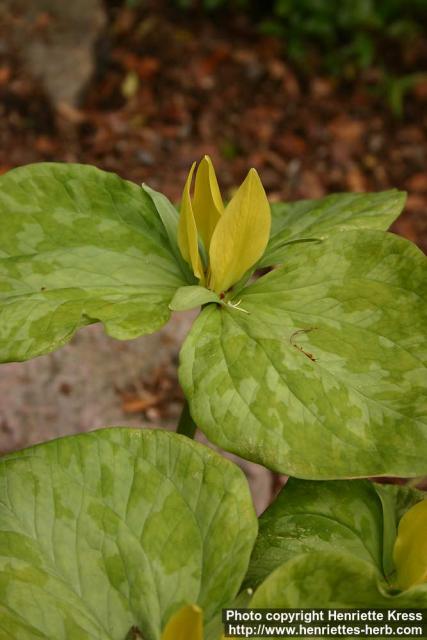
[393, 499, 427, 590]
[178, 156, 271, 295]
[161, 604, 203, 640]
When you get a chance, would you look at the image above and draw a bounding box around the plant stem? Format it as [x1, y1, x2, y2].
[176, 400, 197, 439]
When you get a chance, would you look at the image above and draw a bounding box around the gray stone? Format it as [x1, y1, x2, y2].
[0, 313, 196, 453]
[1, 0, 106, 106]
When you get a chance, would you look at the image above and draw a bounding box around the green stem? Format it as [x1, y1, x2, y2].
[176, 400, 197, 439]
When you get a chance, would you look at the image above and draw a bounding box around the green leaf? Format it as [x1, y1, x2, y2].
[245, 480, 427, 615]
[0, 428, 257, 639]
[373, 483, 399, 578]
[141, 184, 195, 283]
[0, 164, 187, 363]
[169, 286, 220, 312]
[245, 479, 425, 592]
[179, 230, 427, 478]
[249, 551, 427, 611]
[389, 483, 426, 522]
[260, 190, 406, 267]
[244, 478, 385, 590]
[205, 588, 253, 640]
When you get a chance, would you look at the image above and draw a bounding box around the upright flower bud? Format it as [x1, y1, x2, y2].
[178, 157, 271, 295]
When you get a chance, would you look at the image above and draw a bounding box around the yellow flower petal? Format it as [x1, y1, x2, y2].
[178, 162, 204, 281]
[393, 499, 427, 590]
[208, 168, 271, 294]
[193, 155, 224, 250]
[161, 604, 203, 640]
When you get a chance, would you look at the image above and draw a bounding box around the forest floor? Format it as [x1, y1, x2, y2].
[1, 2, 426, 249]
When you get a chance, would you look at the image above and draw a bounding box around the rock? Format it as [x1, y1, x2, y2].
[0, 312, 196, 454]
[2, 0, 106, 106]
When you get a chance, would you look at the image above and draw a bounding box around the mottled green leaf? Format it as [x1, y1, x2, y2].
[0, 164, 187, 363]
[169, 286, 220, 311]
[260, 190, 406, 267]
[245, 480, 427, 623]
[250, 551, 427, 611]
[245, 480, 425, 592]
[244, 479, 385, 590]
[0, 428, 257, 639]
[179, 230, 427, 478]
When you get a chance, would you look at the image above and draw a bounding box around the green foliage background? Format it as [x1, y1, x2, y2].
[126, 0, 426, 111]
[173, 0, 426, 70]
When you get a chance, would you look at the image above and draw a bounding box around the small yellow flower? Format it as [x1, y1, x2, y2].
[178, 156, 271, 295]
[393, 499, 427, 590]
[161, 604, 203, 640]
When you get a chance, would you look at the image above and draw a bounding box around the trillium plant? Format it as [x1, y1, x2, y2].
[0, 156, 426, 639]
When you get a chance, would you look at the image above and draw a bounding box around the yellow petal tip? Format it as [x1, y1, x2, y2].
[209, 165, 271, 293]
[193, 155, 224, 249]
[393, 499, 427, 590]
[161, 604, 203, 640]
